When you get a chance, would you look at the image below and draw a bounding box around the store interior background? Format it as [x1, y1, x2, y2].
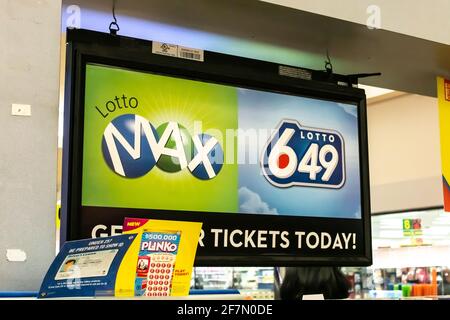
[1, 0, 449, 298]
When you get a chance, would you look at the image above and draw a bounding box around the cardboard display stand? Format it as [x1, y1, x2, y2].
[39, 219, 201, 298]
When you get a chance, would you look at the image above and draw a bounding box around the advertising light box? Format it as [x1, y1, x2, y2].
[62, 29, 372, 266]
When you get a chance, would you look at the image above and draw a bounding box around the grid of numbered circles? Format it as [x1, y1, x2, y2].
[144, 254, 176, 297]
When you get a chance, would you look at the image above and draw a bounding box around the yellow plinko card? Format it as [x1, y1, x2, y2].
[115, 218, 202, 297]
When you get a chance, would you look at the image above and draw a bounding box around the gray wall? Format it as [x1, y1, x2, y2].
[0, 0, 61, 291]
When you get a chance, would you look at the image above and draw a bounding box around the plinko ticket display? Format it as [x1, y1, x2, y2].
[116, 218, 202, 297]
[39, 219, 201, 298]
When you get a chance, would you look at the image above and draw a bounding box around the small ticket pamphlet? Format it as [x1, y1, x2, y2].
[38, 234, 137, 298]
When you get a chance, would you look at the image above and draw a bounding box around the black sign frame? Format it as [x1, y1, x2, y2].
[61, 28, 372, 266]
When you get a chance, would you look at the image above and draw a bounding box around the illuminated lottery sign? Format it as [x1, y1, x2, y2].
[62, 29, 372, 266]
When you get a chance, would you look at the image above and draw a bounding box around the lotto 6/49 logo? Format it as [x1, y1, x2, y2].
[261, 119, 345, 188]
[101, 114, 223, 179]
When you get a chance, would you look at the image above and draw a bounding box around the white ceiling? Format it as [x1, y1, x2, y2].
[261, 0, 450, 45]
[62, 0, 450, 97]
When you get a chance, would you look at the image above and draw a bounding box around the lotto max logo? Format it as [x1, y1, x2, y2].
[101, 114, 224, 179]
[261, 119, 345, 189]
